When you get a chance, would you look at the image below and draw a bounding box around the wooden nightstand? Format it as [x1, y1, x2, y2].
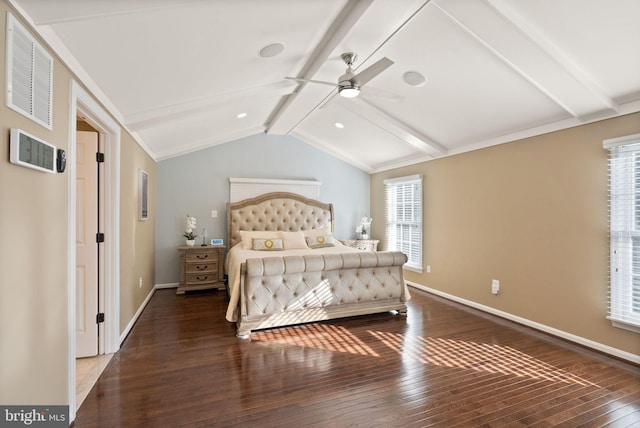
[340, 239, 380, 251]
[176, 245, 226, 294]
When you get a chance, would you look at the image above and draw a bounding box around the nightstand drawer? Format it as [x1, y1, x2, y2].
[185, 273, 216, 284]
[186, 251, 218, 263]
[185, 262, 217, 274]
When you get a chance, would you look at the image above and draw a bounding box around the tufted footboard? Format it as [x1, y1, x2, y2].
[237, 251, 408, 337]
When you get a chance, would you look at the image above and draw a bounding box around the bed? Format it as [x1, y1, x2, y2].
[225, 192, 410, 338]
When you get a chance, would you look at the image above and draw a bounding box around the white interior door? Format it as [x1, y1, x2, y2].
[76, 130, 98, 358]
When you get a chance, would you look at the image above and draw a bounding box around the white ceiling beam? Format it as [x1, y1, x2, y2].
[265, 0, 374, 135]
[434, 0, 618, 121]
[126, 80, 297, 131]
[290, 130, 374, 173]
[336, 97, 447, 157]
[153, 125, 265, 161]
[485, 0, 618, 114]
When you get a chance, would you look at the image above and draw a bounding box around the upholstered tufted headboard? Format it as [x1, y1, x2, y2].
[226, 192, 334, 248]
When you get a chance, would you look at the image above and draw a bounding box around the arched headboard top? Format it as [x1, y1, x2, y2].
[226, 192, 334, 248]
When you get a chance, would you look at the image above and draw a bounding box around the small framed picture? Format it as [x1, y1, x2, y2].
[211, 238, 224, 246]
[139, 169, 148, 221]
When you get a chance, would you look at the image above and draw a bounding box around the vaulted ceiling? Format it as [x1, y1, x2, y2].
[11, 0, 640, 173]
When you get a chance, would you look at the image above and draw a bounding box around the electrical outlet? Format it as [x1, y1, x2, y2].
[491, 279, 499, 295]
[211, 210, 218, 218]
[139, 277, 143, 288]
[426, 265, 431, 273]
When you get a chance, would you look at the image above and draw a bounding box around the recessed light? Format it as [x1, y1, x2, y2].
[403, 70, 427, 87]
[236, 112, 247, 119]
[258, 43, 285, 58]
[334, 122, 344, 129]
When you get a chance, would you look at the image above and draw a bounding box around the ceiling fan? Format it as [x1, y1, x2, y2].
[285, 52, 398, 101]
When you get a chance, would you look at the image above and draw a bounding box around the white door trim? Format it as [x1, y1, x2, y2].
[68, 80, 121, 421]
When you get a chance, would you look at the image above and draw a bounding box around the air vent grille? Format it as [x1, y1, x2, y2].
[6, 13, 53, 129]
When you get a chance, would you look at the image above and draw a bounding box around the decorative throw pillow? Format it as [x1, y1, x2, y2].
[240, 230, 279, 249]
[252, 238, 284, 251]
[305, 234, 335, 249]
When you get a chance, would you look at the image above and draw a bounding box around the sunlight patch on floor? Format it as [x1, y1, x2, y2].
[369, 330, 598, 386]
[252, 323, 380, 357]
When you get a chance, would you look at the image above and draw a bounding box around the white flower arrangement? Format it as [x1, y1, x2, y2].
[183, 215, 198, 240]
[356, 216, 372, 235]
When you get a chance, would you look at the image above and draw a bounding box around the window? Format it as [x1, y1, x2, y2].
[384, 175, 422, 272]
[6, 13, 53, 129]
[604, 133, 640, 332]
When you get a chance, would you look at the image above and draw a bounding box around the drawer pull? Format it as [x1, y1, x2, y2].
[196, 254, 209, 259]
[196, 265, 208, 270]
[196, 276, 208, 281]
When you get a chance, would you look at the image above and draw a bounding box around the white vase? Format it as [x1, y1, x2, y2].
[361, 234, 369, 240]
[186, 239, 195, 246]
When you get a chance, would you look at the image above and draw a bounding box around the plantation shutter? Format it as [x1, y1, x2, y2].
[385, 175, 422, 271]
[605, 134, 640, 331]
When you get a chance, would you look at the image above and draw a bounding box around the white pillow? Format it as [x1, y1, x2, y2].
[302, 225, 332, 237]
[278, 231, 308, 249]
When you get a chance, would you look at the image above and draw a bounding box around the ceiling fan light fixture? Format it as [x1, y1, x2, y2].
[339, 87, 359, 98]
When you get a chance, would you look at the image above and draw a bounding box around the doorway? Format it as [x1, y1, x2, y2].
[68, 81, 121, 421]
[75, 126, 100, 358]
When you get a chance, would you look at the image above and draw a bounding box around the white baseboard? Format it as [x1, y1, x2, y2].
[406, 280, 640, 365]
[119, 287, 156, 345]
[155, 282, 178, 289]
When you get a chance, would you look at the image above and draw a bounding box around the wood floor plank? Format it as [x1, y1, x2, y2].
[74, 288, 640, 427]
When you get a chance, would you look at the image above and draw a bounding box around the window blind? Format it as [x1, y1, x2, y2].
[384, 175, 422, 271]
[605, 134, 640, 330]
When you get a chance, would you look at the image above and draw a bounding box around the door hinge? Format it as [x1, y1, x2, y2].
[96, 313, 105, 324]
[96, 152, 105, 163]
[96, 233, 105, 243]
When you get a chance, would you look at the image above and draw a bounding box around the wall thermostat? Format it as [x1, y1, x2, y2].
[10, 128, 57, 173]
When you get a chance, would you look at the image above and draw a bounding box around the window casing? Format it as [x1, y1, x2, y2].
[384, 175, 422, 272]
[605, 133, 640, 332]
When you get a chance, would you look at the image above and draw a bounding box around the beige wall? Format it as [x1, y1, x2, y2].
[119, 132, 156, 330]
[372, 112, 640, 357]
[0, 1, 156, 405]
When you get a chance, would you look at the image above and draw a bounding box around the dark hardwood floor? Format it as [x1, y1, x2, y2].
[75, 287, 640, 427]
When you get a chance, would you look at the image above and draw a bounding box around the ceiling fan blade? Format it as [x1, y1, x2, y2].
[359, 85, 403, 102]
[352, 57, 394, 86]
[284, 77, 337, 87]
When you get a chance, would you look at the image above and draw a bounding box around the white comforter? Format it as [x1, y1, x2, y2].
[225, 241, 362, 322]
